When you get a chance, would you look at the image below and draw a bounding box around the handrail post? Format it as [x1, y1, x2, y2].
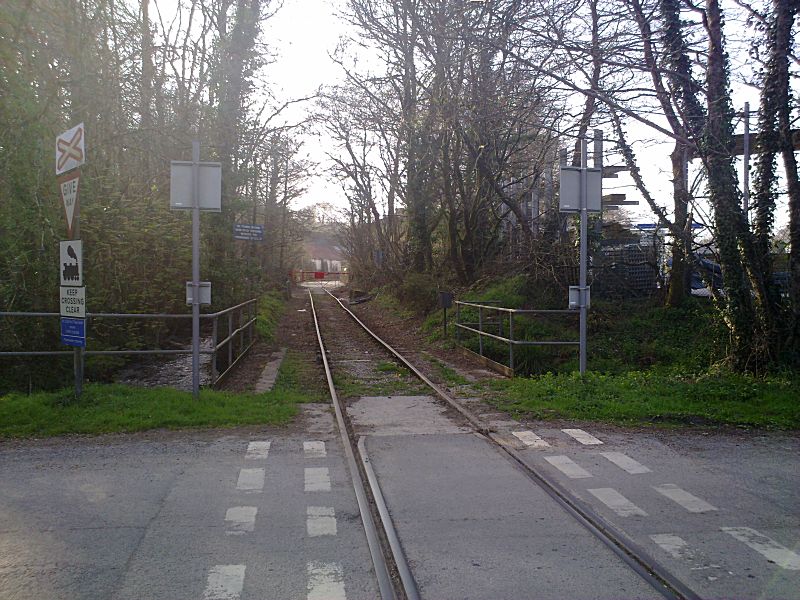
[211, 315, 218, 384]
[455, 302, 461, 343]
[509, 312, 515, 374]
[228, 312, 233, 367]
[249, 300, 255, 346]
[478, 306, 484, 357]
[239, 307, 244, 356]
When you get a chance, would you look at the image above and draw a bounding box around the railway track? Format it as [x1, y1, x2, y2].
[309, 288, 701, 600]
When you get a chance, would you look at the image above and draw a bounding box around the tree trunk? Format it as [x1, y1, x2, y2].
[704, 0, 756, 369]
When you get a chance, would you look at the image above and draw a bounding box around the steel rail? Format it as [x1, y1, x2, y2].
[323, 289, 701, 600]
[308, 291, 396, 600]
[323, 289, 490, 435]
[358, 437, 421, 600]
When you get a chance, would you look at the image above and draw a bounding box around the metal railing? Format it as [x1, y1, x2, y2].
[454, 300, 579, 375]
[0, 298, 257, 386]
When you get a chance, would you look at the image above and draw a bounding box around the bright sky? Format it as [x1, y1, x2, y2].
[155, 0, 785, 230]
[262, 0, 346, 211]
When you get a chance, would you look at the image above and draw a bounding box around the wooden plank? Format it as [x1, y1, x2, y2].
[460, 347, 514, 378]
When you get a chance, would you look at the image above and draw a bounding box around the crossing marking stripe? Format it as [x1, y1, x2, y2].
[512, 431, 550, 448]
[544, 455, 593, 479]
[562, 428, 603, 445]
[307, 506, 337, 537]
[588, 488, 648, 517]
[722, 527, 800, 570]
[236, 468, 265, 491]
[650, 533, 690, 559]
[245, 441, 271, 460]
[304, 440, 327, 458]
[225, 506, 257, 534]
[654, 484, 717, 513]
[600, 452, 651, 474]
[305, 467, 331, 492]
[203, 565, 245, 600]
[307, 562, 346, 600]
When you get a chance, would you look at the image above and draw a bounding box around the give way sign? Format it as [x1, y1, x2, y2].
[55, 123, 85, 175]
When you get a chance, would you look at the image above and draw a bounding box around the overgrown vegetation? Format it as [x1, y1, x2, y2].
[256, 293, 286, 341]
[0, 0, 313, 393]
[392, 271, 798, 429]
[275, 350, 328, 403]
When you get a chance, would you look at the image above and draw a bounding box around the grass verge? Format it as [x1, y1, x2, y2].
[0, 382, 307, 438]
[256, 292, 285, 341]
[488, 371, 800, 429]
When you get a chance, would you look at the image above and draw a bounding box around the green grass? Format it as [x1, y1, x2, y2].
[333, 369, 428, 398]
[256, 292, 285, 341]
[376, 360, 405, 374]
[275, 350, 327, 402]
[488, 371, 800, 429]
[0, 382, 309, 438]
[427, 356, 470, 386]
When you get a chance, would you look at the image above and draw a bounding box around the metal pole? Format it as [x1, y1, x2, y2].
[455, 302, 460, 343]
[211, 315, 218, 385]
[191, 140, 201, 399]
[579, 137, 588, 375]
[743, 102, 750, 222]
[73, 201, 83, 398]
[509, 312, 514, 373]
[478, 306, 484, 357]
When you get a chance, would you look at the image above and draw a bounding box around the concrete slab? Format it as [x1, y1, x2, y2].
[254, 348, 286, 393]
[364, 433, 661, 600]
[348, 395, 471, 436]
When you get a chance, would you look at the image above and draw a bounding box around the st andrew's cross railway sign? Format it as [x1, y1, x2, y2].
[56, 123, 85, 175]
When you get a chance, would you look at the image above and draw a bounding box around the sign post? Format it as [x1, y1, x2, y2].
[191, 141, 201, 399]
[559, 130, 603, 375]
[56, 124, 86, 397]
[170, 142, 221, 399]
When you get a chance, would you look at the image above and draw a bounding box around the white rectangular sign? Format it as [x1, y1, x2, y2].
[170, 161, 222, 211]
[60, 286, 86, 318]
[59, 240, 83, 287]
[56, 123, 86, 175]
[559, 166, 602, 212]
[186, 281, 212, 305]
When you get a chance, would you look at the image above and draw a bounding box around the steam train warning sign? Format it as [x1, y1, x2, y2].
[59, 240, 83, 287]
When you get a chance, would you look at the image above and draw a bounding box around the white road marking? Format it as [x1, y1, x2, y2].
[588, 488, 648, 517]
[722, 527, 800, 570]
[562, 428, 603, 445]
[245, 440, 271, 460]
[305, 467, 331, 492]
[654, 484, 717, 513]
[307, 506, 337, 537]
[203, 565, 246, 600]
[236, 468, 265, 492]
[650, 534, 690, 559]
[544, 455, 593, 479]
[304, 441, 327, 458]
[599, 451, 651, 474]
[307, 561, 346, 600]
[512, 431, 550, 448]
[225, 506, 257, 535]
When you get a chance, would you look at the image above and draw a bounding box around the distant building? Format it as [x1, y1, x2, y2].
[302, 229, 346, 274]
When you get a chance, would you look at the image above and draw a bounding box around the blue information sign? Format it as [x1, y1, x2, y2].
[60, 317, 86, 347]
[233, 223, 264, 241]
